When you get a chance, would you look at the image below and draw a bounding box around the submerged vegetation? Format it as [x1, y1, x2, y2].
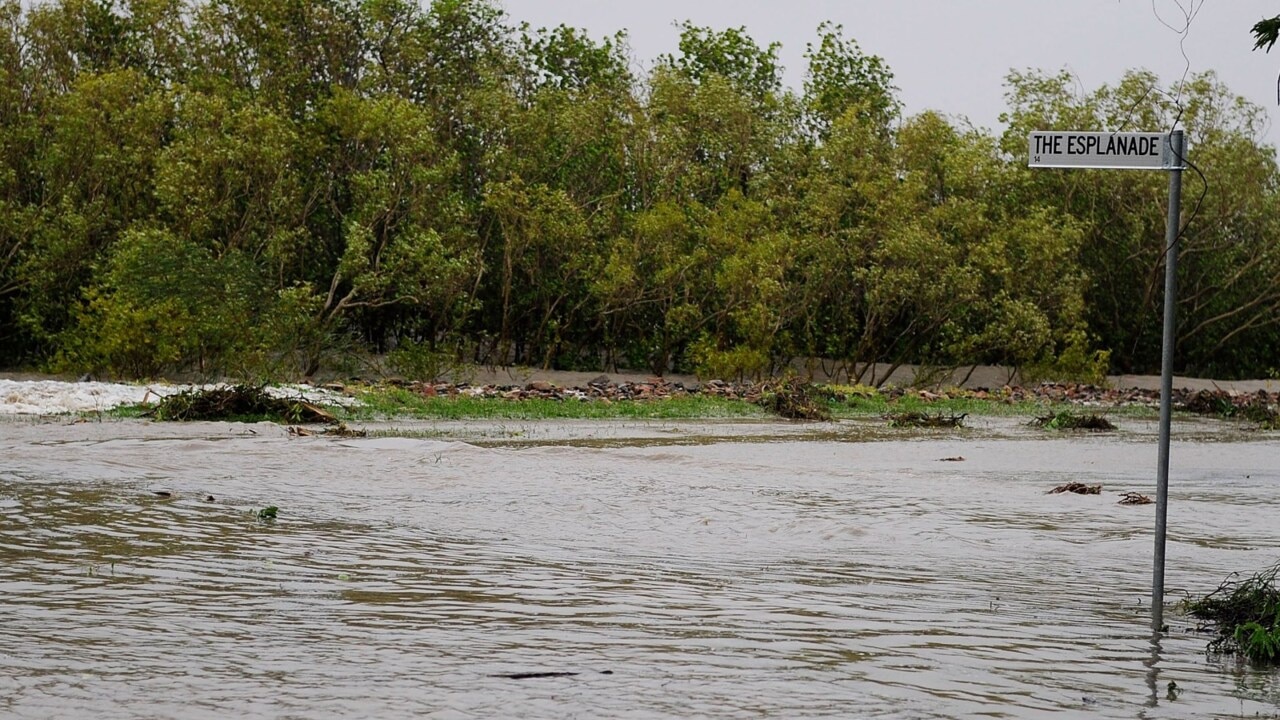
[884, 411, 967, 429]
[1030, 411, 1116, 431]
[1048, 482, 1102, 495]
[754, 379, 833, 421]
[1180, 390, 1280, 429]
[150, 385, 336, 423]
[0, 0, 1277, 384]
[1186, 563, 1280, 666]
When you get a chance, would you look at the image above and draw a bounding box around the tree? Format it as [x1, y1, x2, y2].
[1002, 68, 1280, 378]
[802, 21, 897, 140]
[1255, 13, 1279, 104]
[1253, 15, 1279, 52]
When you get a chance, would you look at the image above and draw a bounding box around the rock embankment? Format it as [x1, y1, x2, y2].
[393, 377, 1278, 415]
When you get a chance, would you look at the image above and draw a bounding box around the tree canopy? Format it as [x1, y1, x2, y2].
[1, 0, 1278, 383]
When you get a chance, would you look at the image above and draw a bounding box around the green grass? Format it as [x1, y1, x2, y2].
[97, 382, 1167, 423]
[339, 386, 770, 421]
[339, 385, 1159, 422]
[831, 393, 1146, 420]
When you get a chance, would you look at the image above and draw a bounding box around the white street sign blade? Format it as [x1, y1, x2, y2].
[1028, 131, 1183, 170]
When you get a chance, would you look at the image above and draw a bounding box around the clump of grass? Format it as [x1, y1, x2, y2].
[1240, 403, 1280, 429]
[885, 411, 966, 428]
[150, 385, 335, 424]
[1185, 562, 1280, 665]
[1031, 411, 1116, 431]
[755, 379, 833, 421]
[256, 506, 279, 522]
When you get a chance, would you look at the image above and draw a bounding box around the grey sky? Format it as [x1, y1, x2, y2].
[502, 1, 1280, 149]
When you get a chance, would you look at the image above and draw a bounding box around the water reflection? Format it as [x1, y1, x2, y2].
[1, 427, 1278, 718]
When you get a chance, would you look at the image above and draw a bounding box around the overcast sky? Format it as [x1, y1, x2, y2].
[502, 1, 1280, 149]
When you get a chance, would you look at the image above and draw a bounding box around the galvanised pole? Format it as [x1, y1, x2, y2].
[1151, 129, 1184, 634]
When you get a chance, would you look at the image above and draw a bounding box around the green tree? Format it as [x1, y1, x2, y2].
[802, 21, 898, 139]
[54, 228, 262, 377]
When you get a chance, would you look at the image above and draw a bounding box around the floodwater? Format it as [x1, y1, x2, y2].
[2, 417, 1278, 719]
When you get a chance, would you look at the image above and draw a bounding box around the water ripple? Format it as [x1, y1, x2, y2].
[1, 431, 1278, 718]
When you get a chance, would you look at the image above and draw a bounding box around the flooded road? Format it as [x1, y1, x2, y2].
[2, 418, 1278, 718]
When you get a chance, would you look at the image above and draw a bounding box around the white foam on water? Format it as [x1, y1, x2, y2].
[0, 379, 358, 415]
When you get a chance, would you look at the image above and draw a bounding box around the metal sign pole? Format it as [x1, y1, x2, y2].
[1151, 129, 1184, 633]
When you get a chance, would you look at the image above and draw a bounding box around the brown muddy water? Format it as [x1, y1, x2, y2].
[1, 417, 1278, 719]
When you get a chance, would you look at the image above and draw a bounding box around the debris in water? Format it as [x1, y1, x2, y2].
[1048, 482, 1102, 495]
[151, 490, 173, 498]
[256, 506, 279, 522]
[490, 670, 613, 680]
[938, 456, 966, 462]
[323, 423, 366, 438]
[290, 423, 365, 437]
[203, 495, 216, 503]
[1118, 492, 1153, 505]
[1180, 389, 1279, 429]
[885, 412, 966, 428]
[150, 385, 336, 424]
[753, 378, 833, 421]
[1185, 562, 1280, 665]
[1031, 411, 1116, 431]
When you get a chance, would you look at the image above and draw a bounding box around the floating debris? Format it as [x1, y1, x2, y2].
[151, 385, 336, 424]
[939, 456, 966, 462]
[289, 423, 365, 437]
[1118, 492, 1153, 505]
[1185, 562, 1280, 665]
[151, 490, 173, 498]
[1048, 482, 1102, 495]
[754, 378, 833, 421]
[490, 670, 614, 680]
[256, 506, 279, 522]
[1031, 411, 1116, 431]
[885, 412, 966, 428]
[323, 423, 367, 438]
[1180, 389, 1279, 429]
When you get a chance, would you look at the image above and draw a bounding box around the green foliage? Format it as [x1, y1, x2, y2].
[1, 0, 1277, 383]
[1186, 563, 1280, 666]
[662, 22, 781, 102]
[388, 339, 453, 381]
[1021, 331, 1112, 386]
[53, 228, 261, 377]
[803, 21, 898, 136]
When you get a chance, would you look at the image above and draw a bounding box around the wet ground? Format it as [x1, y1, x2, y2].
[1, 417, 1278, 718]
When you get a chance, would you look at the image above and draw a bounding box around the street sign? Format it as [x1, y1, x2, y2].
[1029, 129, 1187, 635]
[1028, 131, 1182, 170]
